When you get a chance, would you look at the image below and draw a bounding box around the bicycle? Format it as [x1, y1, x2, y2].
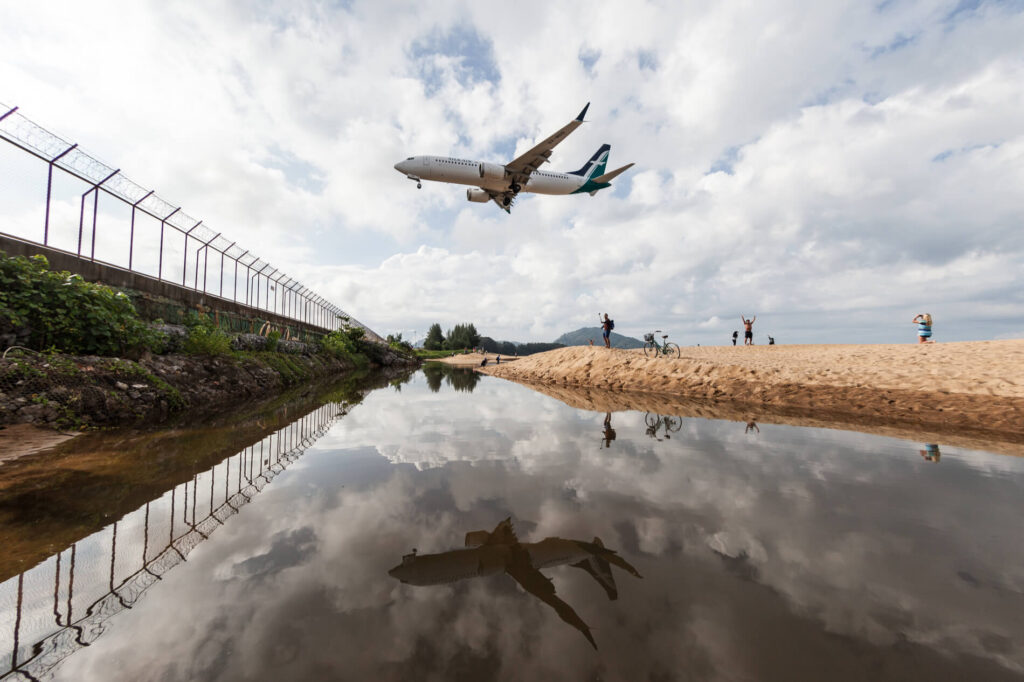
[643, 331, 681, 358]
[644, 413, 683, 440]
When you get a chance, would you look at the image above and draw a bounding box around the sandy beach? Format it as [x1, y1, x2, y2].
[479, 340, 1024, 447]
[432, 352, 520, 367]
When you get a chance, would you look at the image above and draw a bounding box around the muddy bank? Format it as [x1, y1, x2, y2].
[0, 366, 413, 580]
[0, 345, 418, 430]
[480, 342, 1024, 445]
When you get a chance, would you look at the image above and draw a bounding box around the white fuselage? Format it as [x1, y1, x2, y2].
[394, 156, 585, 195]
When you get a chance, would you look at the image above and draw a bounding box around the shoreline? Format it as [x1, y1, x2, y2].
[478, 341, 1024, 447]
[1, 346, 419, 432]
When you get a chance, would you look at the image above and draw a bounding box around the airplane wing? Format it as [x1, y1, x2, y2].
[505, 103, 590, 184]
[504, 545, 597, 649]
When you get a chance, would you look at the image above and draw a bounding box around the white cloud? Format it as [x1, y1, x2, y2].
[2, 0, 1023, 344]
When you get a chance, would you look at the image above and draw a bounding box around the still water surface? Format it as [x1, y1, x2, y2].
[2, 365, 1023, 681]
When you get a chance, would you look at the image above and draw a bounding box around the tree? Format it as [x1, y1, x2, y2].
[424, 323, 445, 350]
[445, 323, 480, 350]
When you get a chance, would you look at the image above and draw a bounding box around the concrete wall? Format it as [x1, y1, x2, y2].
[1, 233, 334, 335]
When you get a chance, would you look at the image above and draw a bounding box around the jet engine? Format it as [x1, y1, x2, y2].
[466, 188, 491, 203]
[478, 162, 506, 181]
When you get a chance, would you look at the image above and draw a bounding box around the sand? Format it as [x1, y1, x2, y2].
[0, 424, 78, 463]
[479, 340, 1024, 448]
[432, 352, 521, 367]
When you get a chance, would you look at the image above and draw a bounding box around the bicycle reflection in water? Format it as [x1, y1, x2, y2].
[644, 412, 682, 441]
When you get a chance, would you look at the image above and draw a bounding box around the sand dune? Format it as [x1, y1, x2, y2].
[479, 341, 1024, 446]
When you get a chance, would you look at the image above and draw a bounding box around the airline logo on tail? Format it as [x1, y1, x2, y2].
[569, 144, 611, 181]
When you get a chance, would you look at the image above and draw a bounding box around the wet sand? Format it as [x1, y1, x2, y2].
[479, 341, 1024, 447]
[0, 424, 78, 463]
[433, 352, 521, 367]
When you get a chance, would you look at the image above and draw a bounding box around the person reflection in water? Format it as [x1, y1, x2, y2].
[602, 412, 617, 448]
[745, 420, 759, 434]
[920, 443, 941, 462]
[388, 518, 642, 649]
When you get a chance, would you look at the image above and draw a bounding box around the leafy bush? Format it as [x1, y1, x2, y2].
[266, 330, 282, 352]
[318, 326, 368, 367]
[183, 324, 233, 355]
[386, 332, 414, 355]
[0, 251, 165, 355]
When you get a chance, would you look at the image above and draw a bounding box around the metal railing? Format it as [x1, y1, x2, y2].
[0, 102, 382, 343]
[0, 400, 348, 681]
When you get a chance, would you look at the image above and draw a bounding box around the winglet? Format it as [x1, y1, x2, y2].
[576, 102, 590, 122]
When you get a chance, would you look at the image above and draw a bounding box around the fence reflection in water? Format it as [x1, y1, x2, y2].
[0, 401, 346, 681]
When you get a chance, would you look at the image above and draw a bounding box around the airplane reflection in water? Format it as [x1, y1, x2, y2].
[388, 518, 642, 649]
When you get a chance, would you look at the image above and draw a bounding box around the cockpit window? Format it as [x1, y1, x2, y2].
[407, 157, 414, 160]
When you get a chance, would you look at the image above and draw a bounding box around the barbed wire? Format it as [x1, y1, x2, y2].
[0, 100, 383, 343]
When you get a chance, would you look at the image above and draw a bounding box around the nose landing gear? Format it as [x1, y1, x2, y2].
[406, 175, 422, 189]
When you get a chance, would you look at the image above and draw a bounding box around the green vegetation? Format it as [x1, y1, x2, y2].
[0, 250, 164, 356]
[416, 349, 460, 359]
[385, 332, 414, 354]
[424, 323, 445, 350]
[421, 321, 480, 351]
[180, 311, 233, 355]
[266, 330, 282, 352]
[319, 326, 370, 368]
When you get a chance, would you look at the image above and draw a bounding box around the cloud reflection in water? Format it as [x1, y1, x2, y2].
[52, 371, 1024, 681]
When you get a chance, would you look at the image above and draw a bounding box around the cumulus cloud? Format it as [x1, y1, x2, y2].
[1, 0, 1022, 344]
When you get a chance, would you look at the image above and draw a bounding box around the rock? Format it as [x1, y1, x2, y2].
[115, 381, 129, 391]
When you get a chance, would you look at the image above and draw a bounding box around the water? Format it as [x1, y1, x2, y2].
[2, 365, 1023, 681]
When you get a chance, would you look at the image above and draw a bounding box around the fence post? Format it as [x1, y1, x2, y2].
[182, 220, 202, 286]
[43, 142, 77, 245]
[158, 207, 181, 280]
[89, 168, 120, 261]
[128, 189, 155, 270]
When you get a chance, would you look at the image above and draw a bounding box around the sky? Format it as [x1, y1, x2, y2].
[1, 0, 1023, 345]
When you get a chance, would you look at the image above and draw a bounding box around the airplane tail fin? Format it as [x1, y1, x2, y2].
[591, 162, 634, 185]
[568, 144, 611, 179]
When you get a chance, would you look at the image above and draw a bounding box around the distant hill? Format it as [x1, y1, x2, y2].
[554, 327, 644, 349]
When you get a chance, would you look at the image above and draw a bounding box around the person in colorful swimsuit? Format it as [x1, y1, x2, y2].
[912, 313, 933, 344]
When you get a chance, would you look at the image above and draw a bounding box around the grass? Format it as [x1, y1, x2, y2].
[415, 349, 467, 359]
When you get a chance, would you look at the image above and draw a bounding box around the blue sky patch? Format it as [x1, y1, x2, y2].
[410, 24, 501, 96]
[709, 146, 741, 175]
[579, 48, 600, 75]
[263, 145, 326, 194]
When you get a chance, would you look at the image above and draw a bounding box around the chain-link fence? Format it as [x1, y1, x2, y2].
[0, 102, 383, 343]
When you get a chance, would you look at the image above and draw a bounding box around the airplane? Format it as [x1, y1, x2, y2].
[393, 103, 634, 213]
[388, 518, 642, 649]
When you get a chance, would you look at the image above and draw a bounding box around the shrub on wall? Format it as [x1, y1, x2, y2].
[0, 251, 164, 355]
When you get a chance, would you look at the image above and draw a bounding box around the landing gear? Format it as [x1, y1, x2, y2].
[510, 182, 521, 194]
[502, 196, 511, 207]
[417, 183, 422, 189]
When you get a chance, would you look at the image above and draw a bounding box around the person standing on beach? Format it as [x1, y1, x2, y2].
[600, 313, 613, 349]
[913, 313, 933, 343]
[732, 331, 738, 346]
[741, 315, 756, 345]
